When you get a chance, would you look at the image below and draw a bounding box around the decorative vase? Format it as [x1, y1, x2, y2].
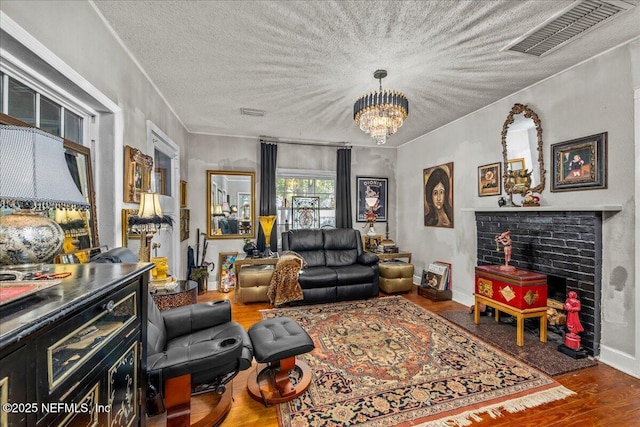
[258, 215, 277, 257]
[0, 211, 64, 266]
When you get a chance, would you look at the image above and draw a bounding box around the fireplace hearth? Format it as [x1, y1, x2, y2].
[475, 210, 602, 356]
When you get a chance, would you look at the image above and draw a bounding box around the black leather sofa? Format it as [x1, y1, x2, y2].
[281, 228, 379, 304]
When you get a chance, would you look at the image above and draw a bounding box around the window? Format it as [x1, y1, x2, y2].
[276, 169, 336, 236]
[0, 73, 86, 144]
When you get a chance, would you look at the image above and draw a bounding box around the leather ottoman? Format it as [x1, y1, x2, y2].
[236, 265, 274, 303]
[247, 317, 315, 405]
[379, 261, 414, 294]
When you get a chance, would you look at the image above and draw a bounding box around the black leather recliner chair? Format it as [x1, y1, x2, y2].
[146, 298, 253, 422]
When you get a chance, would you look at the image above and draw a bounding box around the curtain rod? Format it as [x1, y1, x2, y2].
[259, 136, 351, 149]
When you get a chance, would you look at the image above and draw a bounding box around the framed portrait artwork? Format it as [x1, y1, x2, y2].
[423, 162, 454, 228]
[155, 168, 166, 195]
[217, 251, 238, 292]
[124, 145, 153, 203]
[356, 177, 388, 222]
[551, 132, 607, 192]
[478, 162, 501, 197]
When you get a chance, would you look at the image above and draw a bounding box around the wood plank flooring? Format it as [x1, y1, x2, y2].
[148, 288, 640, 427]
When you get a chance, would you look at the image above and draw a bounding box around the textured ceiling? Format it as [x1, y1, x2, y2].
[92, 0, 640, 147]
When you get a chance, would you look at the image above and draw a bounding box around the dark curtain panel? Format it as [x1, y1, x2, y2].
[335, 147, 352, 229]
[257, 142, 278, 251]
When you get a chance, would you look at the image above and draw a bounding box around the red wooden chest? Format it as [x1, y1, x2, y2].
[475, 265, 547, 310]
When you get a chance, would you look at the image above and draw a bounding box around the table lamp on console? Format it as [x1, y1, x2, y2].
[127, 192, 173, 263]
[0, 125, 89, 267]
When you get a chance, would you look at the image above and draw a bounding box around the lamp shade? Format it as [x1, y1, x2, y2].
[138, 192, 163, 218]
[0, 125, 89, 266]
[0, 125, 89, 209]
[365, 197, 378, 209]
[222, 202, 230, 214]
[213, 205, 223, 215]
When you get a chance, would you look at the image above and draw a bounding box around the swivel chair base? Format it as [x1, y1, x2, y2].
[247, 356, 313, 406]
[164, 374, 233, 427]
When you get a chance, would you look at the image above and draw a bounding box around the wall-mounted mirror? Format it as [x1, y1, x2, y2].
[501, 103, 545, 201]
[206, 170, 255, 239]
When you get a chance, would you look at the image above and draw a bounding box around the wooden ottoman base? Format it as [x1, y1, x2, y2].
[164, 374, 233, 427]
[247, 356, 312, 406]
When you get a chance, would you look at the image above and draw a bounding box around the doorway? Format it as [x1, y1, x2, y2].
[147, 121, 180, 278]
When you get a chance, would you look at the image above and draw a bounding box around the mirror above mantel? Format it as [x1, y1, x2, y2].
[501, 103, 546, 206]
[206, 170, 255, 239]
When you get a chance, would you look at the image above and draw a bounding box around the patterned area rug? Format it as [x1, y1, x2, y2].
[260, 296, 575, 427]
[439, 310, 598, 376]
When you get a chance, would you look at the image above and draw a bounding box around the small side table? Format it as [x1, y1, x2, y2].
[150, 280, 198, 310]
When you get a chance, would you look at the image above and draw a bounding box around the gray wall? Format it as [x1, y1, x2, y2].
[187, 134, 396, 285]
[1, 1, 190, 251]
[397, 42, 638, 372]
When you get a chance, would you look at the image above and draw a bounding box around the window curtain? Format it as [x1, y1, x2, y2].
[258, 142, 278, 251]
[335, 147, 352, 228]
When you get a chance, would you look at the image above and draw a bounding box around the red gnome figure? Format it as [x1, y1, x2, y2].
[564, 291, 584, 350]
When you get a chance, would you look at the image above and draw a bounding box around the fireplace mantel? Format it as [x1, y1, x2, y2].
[462, 204, 622, 212]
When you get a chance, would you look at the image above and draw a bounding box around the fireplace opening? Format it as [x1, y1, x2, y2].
[547, 275, 567, 305]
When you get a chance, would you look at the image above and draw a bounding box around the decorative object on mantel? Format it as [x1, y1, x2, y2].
[494, 231, 515, 271]
[498, 196, 507, 207]
[478, 162, 501, 197]
[550, 132, 607, 192]
[522, 191, 541, 207]
[558, 291, 588, 359]
[353, 69, 409, 145]
[0, 125, 90, 266]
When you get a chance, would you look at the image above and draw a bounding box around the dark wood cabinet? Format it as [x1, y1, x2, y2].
[0, 263, 153, 427]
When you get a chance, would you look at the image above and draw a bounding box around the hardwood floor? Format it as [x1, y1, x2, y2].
[148, 288, 640, 427]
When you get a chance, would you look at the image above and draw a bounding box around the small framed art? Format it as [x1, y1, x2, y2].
[478, 162, 501, 197]
[217, 251, 238, 292]
[180, 180, 188, 207]
[551, 132, 607, 192]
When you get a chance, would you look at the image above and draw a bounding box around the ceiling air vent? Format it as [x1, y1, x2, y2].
[504, 0, 637, 57]
[240, 108, 266, 117]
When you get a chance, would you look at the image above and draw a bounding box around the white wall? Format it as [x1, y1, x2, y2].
[398, 41, 639, 376]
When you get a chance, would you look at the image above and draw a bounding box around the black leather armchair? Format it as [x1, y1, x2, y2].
[147, 298, 253, 423]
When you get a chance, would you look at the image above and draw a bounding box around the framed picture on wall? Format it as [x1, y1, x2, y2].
[551, 132, 607, 192]
[217, 251, 238, 292]
[423, 162, 454, 228]
[478, 162, 501, 197]
[180, 180, 188, 207]
[124, 145, 153, 203]
[356, 177, 388, 222]
[180, 208, 190, 241]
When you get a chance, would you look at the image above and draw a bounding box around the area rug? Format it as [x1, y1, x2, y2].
[260, 296, 575, 427]
[439, 310, 598, 376]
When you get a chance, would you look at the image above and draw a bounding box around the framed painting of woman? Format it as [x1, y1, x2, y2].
[423, 162, 454, 228]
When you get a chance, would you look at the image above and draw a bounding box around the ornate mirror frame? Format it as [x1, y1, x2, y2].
[206, 170, 256, 239]
[501, 103, 546, 196]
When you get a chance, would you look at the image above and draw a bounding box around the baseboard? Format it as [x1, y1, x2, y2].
[599, 344, 639, 378]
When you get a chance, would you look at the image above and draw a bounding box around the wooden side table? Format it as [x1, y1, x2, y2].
[474, 294, 547, 347]
[151, 280, 198, 310]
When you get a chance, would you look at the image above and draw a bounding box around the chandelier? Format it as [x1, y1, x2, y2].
[354, 69, 409, 145]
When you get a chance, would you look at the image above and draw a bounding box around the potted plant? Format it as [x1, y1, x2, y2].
[189, 264, 211, 294]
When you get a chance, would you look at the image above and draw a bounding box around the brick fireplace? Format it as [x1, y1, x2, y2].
[475, 210, 602, 356]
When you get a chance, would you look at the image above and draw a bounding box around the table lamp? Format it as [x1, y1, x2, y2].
[0, 125, 89, 266]
[258, 215, 277, 257]
[364, 196, 378, 237]
[128, 192, 173, 262]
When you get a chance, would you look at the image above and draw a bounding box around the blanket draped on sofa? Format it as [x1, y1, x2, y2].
[267, 252, 304, 306]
